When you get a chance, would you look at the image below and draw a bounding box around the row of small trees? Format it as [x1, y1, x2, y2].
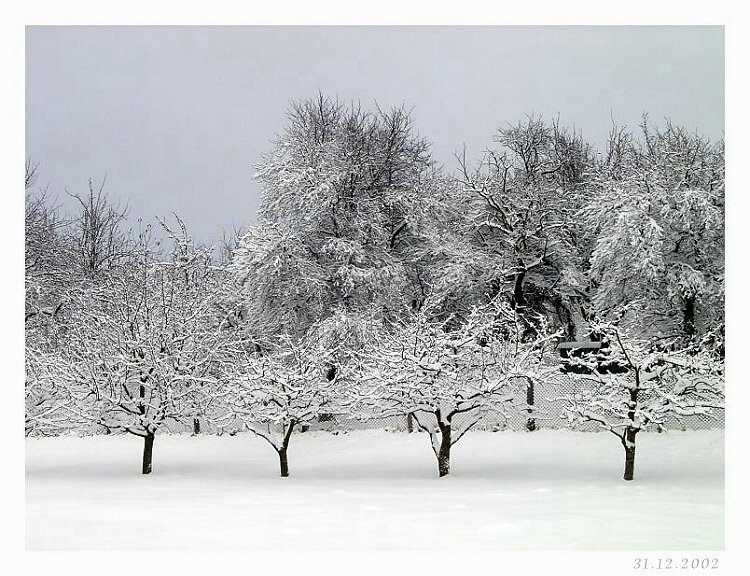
[25, 95, 725, 481]
[26, 269, 724, 481]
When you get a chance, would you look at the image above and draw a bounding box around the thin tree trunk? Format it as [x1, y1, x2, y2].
[683, 295, 696, 338]
[142, 432, 155, 475]
[623, 377, 639, 481]
[554, 296, 577, 340]
[437, 423, 452, 477]
[193, 417, 201, 435]
[511, 269, 526, 309]
[278, 447, 289, 477]
[277, 421, 295, 478]
[623, 429, 637, 481]
[407, 413, 414, 433]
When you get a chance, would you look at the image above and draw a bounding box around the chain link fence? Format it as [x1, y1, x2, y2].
[301, 374, 725, 435]
[57, 374, 723, 438]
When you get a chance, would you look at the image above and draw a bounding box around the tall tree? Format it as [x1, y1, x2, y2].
[25, 160, 80, 436]
[25, 160, 72, 334]
[456, 116, 594, 339]
[585, 119, 724, 343]
[67, 177, 130, 278]
[231, 95, 445, 349]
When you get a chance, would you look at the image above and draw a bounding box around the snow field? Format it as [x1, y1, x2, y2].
[26, 428, 724, 550]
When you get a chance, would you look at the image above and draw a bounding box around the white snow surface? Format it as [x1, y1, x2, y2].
[26, 429, 724, 550]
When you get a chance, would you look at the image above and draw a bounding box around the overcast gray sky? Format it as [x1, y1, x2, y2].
[26, 26, 724, 245]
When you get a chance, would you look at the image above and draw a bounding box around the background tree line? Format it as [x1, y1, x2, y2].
[25, 95, 725, 480]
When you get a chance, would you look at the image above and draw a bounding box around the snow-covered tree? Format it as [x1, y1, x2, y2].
[63, 220, 223, 473]
[231, 95, 446, 348]
[26, 172, 131, 343]
[25, 161, 81, 437]
[352, 299, 559, 477]
[455, 116, 593, 339]
[557, 317, 724, 481]
[585, 119, 724, 343]
[216, 334, 342, 477]
[25, 348, 78, 437]
[67, 177, 130, 278]
[25, 161, 73, 339]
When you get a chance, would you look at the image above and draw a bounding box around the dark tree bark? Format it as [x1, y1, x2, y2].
[407, 413, 414, 433]
[193, 417, 201, 435]
[142, 432, 155, 475]
[137, 380, 155, 475]
[276, 421, 296, 477]
[622, 381, 639, 481]
[436, 421, 452, 477]
[553, 296, 577, 340]
[683, 295, 696, 338]
[511, 269, 526, 309]
[278, 447, 289, 477]
[623, 428, 637, 481]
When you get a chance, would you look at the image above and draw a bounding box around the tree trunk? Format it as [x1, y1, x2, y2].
[623, 447, 636, 481]
[407, 413, 414, 433]
[437, 423, 452, 477]
[622, 425, 638, 481]
[511, 269, 526, 309]
[142, 432, 155, 475]
[623, 440, 636, 481]
[193, 417, 201, 435]
[683, 295, 696, 339]
[623, 380, 639, 481]
[278, 447, 289, 477]
[277, 421, 295, 477]
[554, 296, 577, 341]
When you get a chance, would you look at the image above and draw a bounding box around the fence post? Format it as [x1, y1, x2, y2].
[526, 378, 537, 431]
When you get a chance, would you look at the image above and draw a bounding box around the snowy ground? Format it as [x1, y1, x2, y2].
[25, 428, 724, 550]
